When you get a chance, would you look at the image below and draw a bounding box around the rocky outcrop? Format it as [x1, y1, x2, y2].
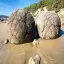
[35, 11, 61, 39]
[7, 9, 35, 44]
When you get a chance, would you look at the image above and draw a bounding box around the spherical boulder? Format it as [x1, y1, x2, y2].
[7, 9, 35, 44]
[36, 11, 61, 39]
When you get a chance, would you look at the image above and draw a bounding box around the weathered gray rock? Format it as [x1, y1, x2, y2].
[36, 11, 61, 39]
[7, 9, 35, 44]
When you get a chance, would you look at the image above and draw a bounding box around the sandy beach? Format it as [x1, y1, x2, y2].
[0, 22, 64, 64]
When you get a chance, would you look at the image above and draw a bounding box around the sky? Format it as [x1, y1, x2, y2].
[0, 0, 40, 16]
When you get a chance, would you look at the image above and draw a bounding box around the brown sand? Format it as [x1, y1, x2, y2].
[0, 22, 64, 64]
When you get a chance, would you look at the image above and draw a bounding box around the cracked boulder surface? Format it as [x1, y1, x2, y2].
[36, 11, 61, 39]
[7, 9, 35, 44]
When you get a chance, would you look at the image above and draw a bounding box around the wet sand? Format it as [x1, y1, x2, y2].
[0, 22, 64, 64]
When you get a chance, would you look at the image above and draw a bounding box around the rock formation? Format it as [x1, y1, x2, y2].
[7, 9, 35, 44]
[35, 11, 61, 39]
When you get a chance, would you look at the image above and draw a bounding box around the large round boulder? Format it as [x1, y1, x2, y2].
[36, 11, 61, 39]
[7, 9, 35, 44]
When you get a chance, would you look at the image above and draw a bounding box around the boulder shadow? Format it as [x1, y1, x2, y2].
[59, 29, 64, 37]
[34, 25, 39, 39]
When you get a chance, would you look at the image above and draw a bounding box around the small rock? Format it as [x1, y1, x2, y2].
[32, 39, 39, 46]
[28, 55, 41, 64]
[4, 39, 8, 44]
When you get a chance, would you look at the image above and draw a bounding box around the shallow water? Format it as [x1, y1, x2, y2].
[0, 23, 64, 64]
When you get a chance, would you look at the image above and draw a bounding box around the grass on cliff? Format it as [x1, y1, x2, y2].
[25, 0, 64, 12]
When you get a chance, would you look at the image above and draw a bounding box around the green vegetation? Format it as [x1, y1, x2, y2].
[25, 3, 38, 12]
[25, 0, 64, 12]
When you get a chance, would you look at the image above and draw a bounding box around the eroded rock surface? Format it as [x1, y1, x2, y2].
[7, 9, 35, 44]
[35, 11, 61, 39]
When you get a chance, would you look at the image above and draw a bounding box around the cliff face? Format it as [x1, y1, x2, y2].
[57, 9, 64, 24]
